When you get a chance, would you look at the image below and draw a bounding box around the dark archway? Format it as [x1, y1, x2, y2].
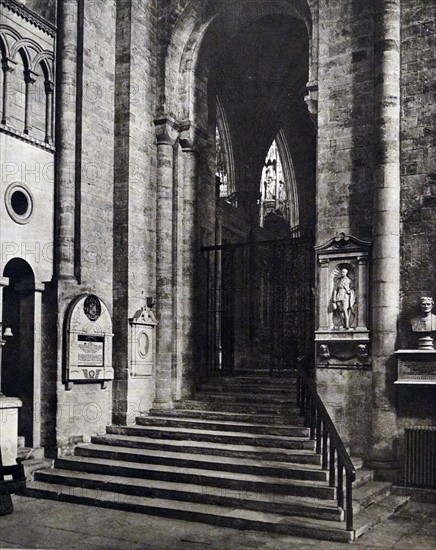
[2, 259, 36, 447]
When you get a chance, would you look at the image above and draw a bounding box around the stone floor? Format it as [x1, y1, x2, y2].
[0, 496, 434, 549]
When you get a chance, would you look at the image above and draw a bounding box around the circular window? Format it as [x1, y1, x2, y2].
[5, 183, 34, 224]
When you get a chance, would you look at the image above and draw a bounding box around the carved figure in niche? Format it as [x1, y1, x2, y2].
[410, 296, 436, 332]
[332, 267, 355, 330]
[357, 344, 369, 361]
[319, 344, 330, 359]
[266, 176, 275, 200]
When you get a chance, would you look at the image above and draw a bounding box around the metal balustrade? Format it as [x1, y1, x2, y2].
[296, 355, 356, 532]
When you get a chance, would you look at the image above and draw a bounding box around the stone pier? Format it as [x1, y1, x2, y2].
[370, 0, 401, 478]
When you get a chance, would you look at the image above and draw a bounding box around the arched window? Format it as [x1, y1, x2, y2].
[9, 49, 27, 132]
[31, 61, 47, 141]
[216, 96, 235, 198]
[259, 130, 299, 230]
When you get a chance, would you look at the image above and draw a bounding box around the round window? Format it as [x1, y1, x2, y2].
[5, 183, 34, 224]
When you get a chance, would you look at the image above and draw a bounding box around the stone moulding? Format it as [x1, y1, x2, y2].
[1, 0, 57, 37]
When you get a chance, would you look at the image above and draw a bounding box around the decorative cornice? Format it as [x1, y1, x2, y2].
[1, 0, 57, 37]
[315, 233, 372, 252]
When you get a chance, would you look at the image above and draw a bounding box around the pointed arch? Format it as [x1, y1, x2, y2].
[259, 130, 299, 229]
[275, 129, 299, 229]
[216, 95, 235, 197]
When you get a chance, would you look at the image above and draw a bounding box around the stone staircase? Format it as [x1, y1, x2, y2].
[25, 367, 408, 542]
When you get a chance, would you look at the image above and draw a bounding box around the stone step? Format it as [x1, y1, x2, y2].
[106, 425, 315, 450]
[195, 392, 297, 405]
[52, 456, 336, 499]
[32, 469, 343, 521]
[22, 458, 53, 480]
[198, 383, 297, 394]
[24, 481, 353, 541]
[137, 415, 308, 437]
[151, 408, 301, 425]
[17, 446, 45, 460]
[175, 400, 300, 415]
[353, 469, 374, 489]
[74, 444, 327, 481]
[353, 494, 409, 539]
[353, 480, 392, 513]
[234, 368, 297, 376]
[91, 434, 322, 464]
[214, 375, 298, 385]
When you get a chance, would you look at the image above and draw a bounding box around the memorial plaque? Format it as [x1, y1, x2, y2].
[395, 350, 436, 385]
[77, 336, 104, 367]
[129, 304, 157, 378]
[65, 294, 114, 388]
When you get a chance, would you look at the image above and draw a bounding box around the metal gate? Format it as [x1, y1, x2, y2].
[202, 237, 314, 375]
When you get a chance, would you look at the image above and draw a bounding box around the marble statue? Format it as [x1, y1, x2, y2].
[332, 268, 355, 329]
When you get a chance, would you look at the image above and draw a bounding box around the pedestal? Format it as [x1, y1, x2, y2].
[0, 397, 22, 466]
[0, 397, 22, 516]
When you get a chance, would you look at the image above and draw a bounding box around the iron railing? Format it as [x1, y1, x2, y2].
[296, 355, 356, 532]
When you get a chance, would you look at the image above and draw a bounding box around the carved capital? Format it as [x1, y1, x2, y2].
[154, 115, 180, 147]
[2, 58, 16, 73]
[45, 80, 55, 94]
[304, 81, 318, 124]
[24, 68, 38, 84]
[179, 121, 209, 152]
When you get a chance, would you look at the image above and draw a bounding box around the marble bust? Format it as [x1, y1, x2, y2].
[410, 296, 436, 332]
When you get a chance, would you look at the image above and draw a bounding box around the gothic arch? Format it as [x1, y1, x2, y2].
[216, 96, 235, 195]
[275, 129, 300, 228]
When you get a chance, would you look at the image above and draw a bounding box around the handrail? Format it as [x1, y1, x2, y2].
[296, 355, 356, 532]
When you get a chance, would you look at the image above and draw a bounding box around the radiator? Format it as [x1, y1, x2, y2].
[404, 426, 436, 489]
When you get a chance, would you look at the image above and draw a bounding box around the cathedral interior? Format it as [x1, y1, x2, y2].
[0, 0, 435, 541]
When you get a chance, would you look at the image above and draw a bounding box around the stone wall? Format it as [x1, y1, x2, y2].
[112, 0, 158, 423]
[54, 0, 117, 453]
[18, 0, 57, 23]
[317, 367, 372, 456]
[317, 0, 375, 243]
[396, 0, 436, 466]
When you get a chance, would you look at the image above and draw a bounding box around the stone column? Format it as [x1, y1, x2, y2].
[0, 278, 9, 395]
[318, 259, 330, 330]
[370, 0, 401, 478]
[55, 0, 78, 280]
[152, 116, 179, 410]
[24, 69, 37, 135]
[1, 58, 16, 126]
[178, 123, 203, 397]
[45, 80, 54, 143]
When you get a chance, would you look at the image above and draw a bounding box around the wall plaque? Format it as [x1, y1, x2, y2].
[65, 294, 114, 389]
[395, 350, 436, 385]
[129, 302, 157, 378]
